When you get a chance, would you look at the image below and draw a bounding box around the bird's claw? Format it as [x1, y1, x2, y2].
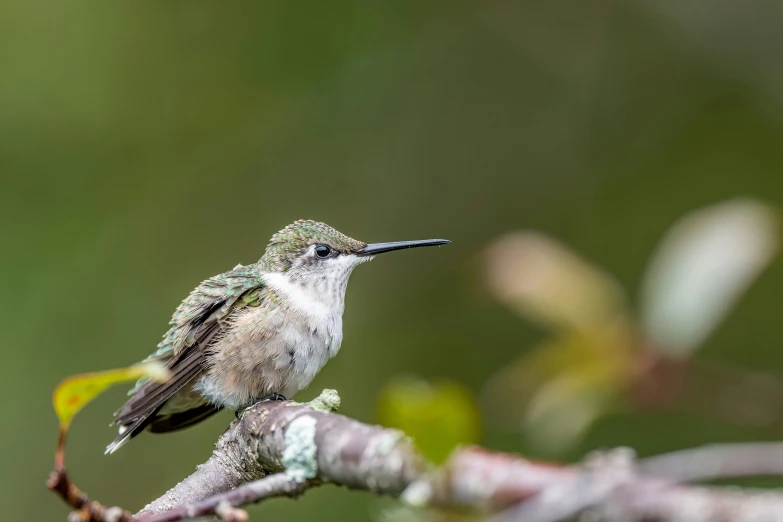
[235, 393, 288, 418]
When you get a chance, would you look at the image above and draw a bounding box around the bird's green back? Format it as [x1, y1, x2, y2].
[127, 264, 266, 396]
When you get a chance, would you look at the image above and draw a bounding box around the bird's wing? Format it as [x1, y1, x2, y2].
[106, 265, 266, 452]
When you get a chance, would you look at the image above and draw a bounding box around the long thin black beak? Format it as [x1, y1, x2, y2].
[354, 238, 450, 256]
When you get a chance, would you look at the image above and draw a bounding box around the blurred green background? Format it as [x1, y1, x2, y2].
[4, 1, 783, 520]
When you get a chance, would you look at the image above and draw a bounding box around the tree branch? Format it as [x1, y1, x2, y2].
[129, 390, 783, 522]
[49, 389, 783, 522]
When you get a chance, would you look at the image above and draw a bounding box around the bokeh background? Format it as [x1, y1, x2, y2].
[4, 2, 783, 520]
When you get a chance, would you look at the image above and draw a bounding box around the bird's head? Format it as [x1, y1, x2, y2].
[260, 220, 449, 289]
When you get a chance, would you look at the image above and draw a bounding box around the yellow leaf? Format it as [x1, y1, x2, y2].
[53, 361, 170, 430]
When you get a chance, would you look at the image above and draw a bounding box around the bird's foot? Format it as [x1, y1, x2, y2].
[235, 393, 288, 418]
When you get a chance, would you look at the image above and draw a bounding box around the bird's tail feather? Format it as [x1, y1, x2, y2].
[105, 418, 149, 454]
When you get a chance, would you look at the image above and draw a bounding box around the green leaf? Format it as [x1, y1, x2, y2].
[378, 377, 480, 464]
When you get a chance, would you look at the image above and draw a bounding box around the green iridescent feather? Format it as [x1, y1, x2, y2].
[260, 220, 365, 271]
[128, 264, 265, 395]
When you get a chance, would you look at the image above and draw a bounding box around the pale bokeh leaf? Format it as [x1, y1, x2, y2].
[482, 325, 632, 455]
[484, 232, 627, 332]
[523, 366, 620, 456]
[640, 199, 779, 357]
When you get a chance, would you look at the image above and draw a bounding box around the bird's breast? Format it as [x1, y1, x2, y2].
[196, 285, 344, 409]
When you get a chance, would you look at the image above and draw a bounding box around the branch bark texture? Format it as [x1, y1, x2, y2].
[136, 390, 424, 518]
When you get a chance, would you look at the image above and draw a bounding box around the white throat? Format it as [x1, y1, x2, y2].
[262, 253, 369, 349]
[263, 271, 344, 323]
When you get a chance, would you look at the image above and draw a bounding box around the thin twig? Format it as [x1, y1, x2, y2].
[137, 474, 320, 522]
[47, 467, 132, 522]
[640, 442, 783, 482]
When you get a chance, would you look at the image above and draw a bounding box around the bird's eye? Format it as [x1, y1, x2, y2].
[315, 245, 331, 258]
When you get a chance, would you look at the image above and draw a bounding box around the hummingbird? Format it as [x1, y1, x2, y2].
[106, 220, 449, 453]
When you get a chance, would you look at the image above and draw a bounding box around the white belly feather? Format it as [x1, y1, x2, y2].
[194, 270, 347, 409]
